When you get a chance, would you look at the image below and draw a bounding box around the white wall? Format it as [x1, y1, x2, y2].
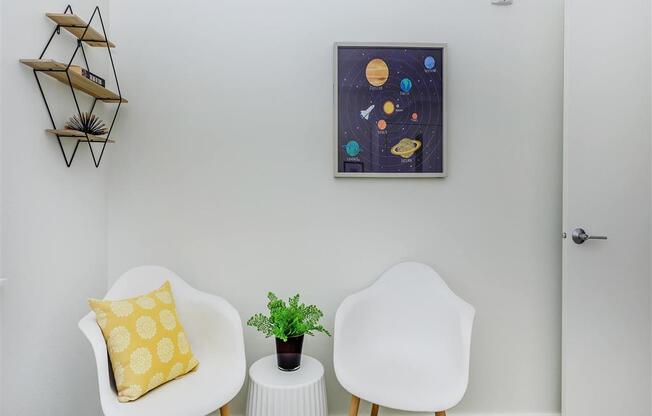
[0, 1, 4, 412]
[107, 0, 564, 415]
[1, 1, 110, 415]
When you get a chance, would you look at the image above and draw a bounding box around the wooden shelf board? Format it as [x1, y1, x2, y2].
[46, 13, 115, 48]
[46, 129, 115, 143]
[19, 59, 127, 103]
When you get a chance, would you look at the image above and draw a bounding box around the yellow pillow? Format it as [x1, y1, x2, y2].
[89, 281, 199, 402]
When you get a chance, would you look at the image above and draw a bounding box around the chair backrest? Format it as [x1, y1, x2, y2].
[103, 265, 216, 356]
[333, 262, 475, 412]
[105, 265, 191, 300]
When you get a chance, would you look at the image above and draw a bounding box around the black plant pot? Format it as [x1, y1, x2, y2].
[275, 335, 304, 371]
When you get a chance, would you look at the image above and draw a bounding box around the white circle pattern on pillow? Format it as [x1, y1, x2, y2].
[114, 362, 125, 387]
[130, 347, 153, 375]
[157, 337, 174, 363]
[147, 372, 165, 391]
[122, 384, 142, 399]
[110, 301, 133, 318]
[168, 362, 184, 380]
[136, 296, 156, 310]
[136, 316, 157, 340]
[95, 309, 108, 329]
[177, 332, 189, 355]
[187, 357, 199, 372]
[156, 290, 173, 304]
[159, 309, 177, 331]
[108, 326, 131, 353]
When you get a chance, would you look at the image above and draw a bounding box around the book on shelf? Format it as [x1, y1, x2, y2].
[69, 65, 105, 87]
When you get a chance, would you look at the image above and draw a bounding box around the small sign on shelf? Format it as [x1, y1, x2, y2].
[69, 65, 106, 87]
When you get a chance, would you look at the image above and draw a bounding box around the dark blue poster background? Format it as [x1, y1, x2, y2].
[336, 45, 444, 175]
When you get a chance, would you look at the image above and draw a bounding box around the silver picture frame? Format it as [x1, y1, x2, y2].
[333, 42, 448, 178]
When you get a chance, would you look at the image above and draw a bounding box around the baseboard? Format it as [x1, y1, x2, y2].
[382, 414, 560, 416]
[231, 413, 560, 416]
[338, 414, 560, 416]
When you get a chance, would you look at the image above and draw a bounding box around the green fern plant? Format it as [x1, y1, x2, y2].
[247, 292, 331, 342]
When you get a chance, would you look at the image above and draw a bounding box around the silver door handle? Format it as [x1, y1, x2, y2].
[572, 228, 607, 244]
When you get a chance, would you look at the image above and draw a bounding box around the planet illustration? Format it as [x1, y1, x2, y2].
[424, 56, 436, 70]
[343, 140, 361, 157]
[391, 138, 422, 159]
[400, 78, 413, 93]
[383, 100, 395, 115]
[411, 112, 418, 121]
[377, 119, 387, 130]
[365, 58, 389, 87]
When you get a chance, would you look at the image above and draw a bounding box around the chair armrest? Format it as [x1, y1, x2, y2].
[180, 290, 247, 398]
[78, 312, 117, 410]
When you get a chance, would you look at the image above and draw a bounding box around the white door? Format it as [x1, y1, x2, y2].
[562, 0, 651, 415]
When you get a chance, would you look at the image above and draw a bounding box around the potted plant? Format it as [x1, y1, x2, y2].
[247, 292, 331, 371]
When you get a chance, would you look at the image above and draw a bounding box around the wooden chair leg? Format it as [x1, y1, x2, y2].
[435, 411, 446, 416]
[220, 403, 231, 416]
[370, 403, 380, 416]
[348, 395, 361, 416]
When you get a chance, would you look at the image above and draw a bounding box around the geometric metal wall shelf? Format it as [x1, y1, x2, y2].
[20, 5, 126, 167]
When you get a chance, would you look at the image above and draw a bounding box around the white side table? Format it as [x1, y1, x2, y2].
[246, 355, 328, 416]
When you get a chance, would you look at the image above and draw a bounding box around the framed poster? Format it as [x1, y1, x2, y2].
[334, 43, 447, 178]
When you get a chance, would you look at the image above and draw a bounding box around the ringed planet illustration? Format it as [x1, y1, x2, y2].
[390, 138, 422, 159]
[377, 119, 387, 130]
[343, 140, 361, 157]
[383, 100, 395, 115]
[365, 58, 389, 87]
[424, 56, 436, 70]
[400, 78, 413, 93]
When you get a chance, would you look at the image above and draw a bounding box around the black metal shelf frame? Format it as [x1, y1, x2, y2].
[30, 4, 122, 167]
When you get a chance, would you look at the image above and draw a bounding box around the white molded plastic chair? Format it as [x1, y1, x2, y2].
[79, 265, 246, 416]
[334, 262, 475, 416]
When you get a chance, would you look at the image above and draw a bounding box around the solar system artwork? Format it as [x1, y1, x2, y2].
[334, 43, 446, 177]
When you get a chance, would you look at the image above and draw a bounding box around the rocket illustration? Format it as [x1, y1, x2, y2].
[360, 104, 375, 120]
